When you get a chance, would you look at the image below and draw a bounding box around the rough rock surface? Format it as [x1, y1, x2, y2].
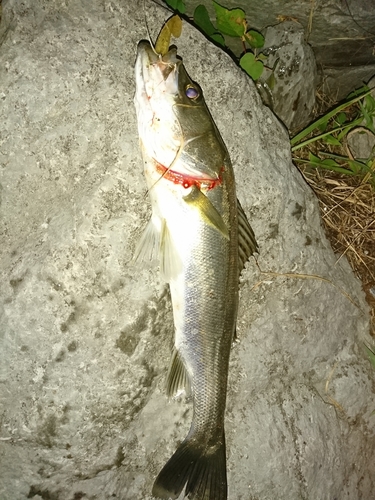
[185, 0, 375, 100]
[0, 1, 374, 500]
[262, 21, 318, 133]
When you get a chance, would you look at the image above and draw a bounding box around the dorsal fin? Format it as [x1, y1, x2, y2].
[237, 199, 258, 273]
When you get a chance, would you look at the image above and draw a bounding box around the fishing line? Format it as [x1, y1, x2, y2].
[143, 0, 158, 54]
[148, 141, 185, 194]
[141, 0, 184, 194]
[141, 1, 211, 192]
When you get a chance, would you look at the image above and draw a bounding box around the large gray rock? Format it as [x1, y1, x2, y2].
[262, 21, 318, 133]
[184, 0, 375, 101]
[0, 1, 374, 500]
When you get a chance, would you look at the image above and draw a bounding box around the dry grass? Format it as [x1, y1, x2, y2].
[296, 152, 375, 338]
[293, 82, 375, 337]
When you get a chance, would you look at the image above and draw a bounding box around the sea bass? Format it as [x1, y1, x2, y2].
[134, 38, 257, 500]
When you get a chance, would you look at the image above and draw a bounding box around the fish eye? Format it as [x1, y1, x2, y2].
[185, 85, 199, 99]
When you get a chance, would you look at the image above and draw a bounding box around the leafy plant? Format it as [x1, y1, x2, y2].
[291, 86, 375, 184]
[193, 4, 225, 46]
[364, 343, 375, 370]
[163, 0, 266, 81]
[164, 0, 186, 14]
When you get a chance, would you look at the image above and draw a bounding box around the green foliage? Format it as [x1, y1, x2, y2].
[163, 0, 266, 81]
[292, 86, 375, 185]
[193, 5, 225, 46]
[161, 2, 375, 184]
[364, 343, 375, 370]
[164, 0, 186, 14]
[244, 30, 264, 49]
[213, 2, 246, 37]
[240, 52, 263, 81]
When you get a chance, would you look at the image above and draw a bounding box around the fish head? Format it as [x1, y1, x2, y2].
[134, 40, 184, 170]
[134, 40, 225, 180]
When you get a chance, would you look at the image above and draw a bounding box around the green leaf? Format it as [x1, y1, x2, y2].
[322, 165, 356, 175]
[364, 94, 375, 114]
[213, 1, 246, 37]
[294, 154, 373, 179]
[347, 159, 366, 174]
[291, 119, 363, 152]
[210, 32, 226, 46]
[194, 5, 216, 35]
[305, 153, 353, 174]
[336, 116, 363, 141]
[347, 85, 369, 100]
[364, 344, 375, 370]
[323, 134, 342, 146]
[309, 152, 321, 163]
[244, 30, 264, 49]
[266, 71, 276, 91]
[239, 52, 263, 80]
[360, 103, 372, 128]
[359, 99, 375, 132]
[317, 120, 328, 133]
[336, 112, 347, 125]
[194, 6, 225, 46]
[321, 158, 340, 167]
[291, 87, 373, 147]
[336, 128, 350, 142]
[164, 0, 186, 14]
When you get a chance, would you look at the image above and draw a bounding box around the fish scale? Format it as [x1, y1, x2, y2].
[134, 37, 257, 500]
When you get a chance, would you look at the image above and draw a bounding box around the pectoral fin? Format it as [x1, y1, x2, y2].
[183, 185, 229, 240]
[133, 217, 160, 264]
[133, 218, 181, 281]
[160, 219, 181, 281]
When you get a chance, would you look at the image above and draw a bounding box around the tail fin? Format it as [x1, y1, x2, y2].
[152, 434, 227, 500]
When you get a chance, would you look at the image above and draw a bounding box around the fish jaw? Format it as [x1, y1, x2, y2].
[134, 41, 224, 182]
[134, 41, 184, 172]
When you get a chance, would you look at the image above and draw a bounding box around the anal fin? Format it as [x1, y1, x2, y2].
[133, 217, 160, 264]
[166, 348, 191, 398]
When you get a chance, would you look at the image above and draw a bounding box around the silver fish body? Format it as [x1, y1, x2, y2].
[134, 40, 257, 500]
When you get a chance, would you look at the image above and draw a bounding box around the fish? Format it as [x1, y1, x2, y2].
[134, 31, 258, 500]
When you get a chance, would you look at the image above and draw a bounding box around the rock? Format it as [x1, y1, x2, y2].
[0, 1, 374, 500]
[261, 21, 318, 133]
[347, 127, 375, 161]
[322, 66, 375, 102]
[184, 0, 375, 101]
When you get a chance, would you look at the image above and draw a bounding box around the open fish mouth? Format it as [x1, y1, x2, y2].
[135, 41, 180, 110]
[134, 40, 225, 181]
